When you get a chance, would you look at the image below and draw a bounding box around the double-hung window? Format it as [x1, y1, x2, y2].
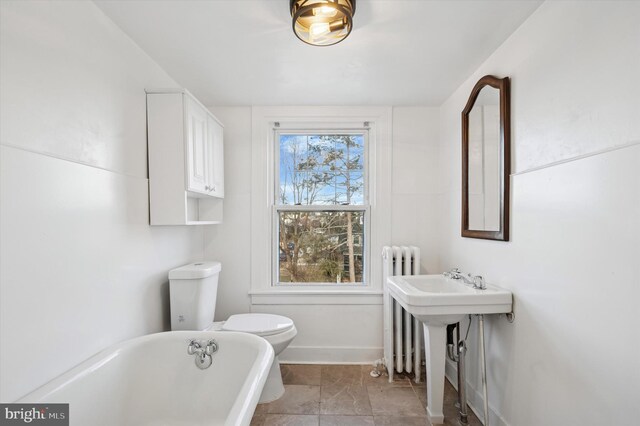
[274, 130, 369, 286]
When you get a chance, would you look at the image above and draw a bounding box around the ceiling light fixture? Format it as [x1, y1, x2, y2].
[290, 0, 356, 47]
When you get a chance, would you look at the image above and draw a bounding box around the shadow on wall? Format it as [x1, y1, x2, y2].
[159, 280, 171, 331]
[141, 277, 171, 332]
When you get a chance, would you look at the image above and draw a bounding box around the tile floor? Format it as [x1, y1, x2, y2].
[251, 364, 482, 426]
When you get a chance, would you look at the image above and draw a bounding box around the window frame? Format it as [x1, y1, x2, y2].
[273, 128, 370, 287]
[249, 106, 392, 305]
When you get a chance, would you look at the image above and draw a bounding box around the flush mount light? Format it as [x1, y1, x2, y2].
[290, 0, 356, 46]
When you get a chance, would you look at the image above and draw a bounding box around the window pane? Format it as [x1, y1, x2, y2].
[279, 134, 365, 205]
[278, 210, 365, 283]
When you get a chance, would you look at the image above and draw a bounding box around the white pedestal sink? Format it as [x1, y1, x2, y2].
[385, 274, 512, 425]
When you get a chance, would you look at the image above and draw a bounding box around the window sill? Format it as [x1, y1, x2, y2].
[249, 289, 383, 305]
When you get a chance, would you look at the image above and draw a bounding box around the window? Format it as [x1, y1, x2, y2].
[275, 131, 368, 285]
[250, 107, 391, 304]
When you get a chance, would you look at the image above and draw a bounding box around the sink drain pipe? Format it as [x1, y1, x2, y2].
[448, 316, 491, 426]
[447, 323, 468, 424]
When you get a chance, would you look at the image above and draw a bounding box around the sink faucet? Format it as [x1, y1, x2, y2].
[471, 275, 486, 290]
[443, 268, 486, 290]
[443, 268, 461, 279]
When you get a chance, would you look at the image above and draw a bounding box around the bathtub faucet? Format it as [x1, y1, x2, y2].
[188, 339, 218, 369]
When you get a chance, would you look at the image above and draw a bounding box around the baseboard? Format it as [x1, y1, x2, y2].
[445, 359, 510, 426]
[279, 345, 383, 364]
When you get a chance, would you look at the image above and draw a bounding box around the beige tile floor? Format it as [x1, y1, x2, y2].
[251, 365, 482, 426]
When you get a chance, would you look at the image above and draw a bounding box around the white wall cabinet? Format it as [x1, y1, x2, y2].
[147, 89, 224, 225]
[207, 115, 225, 198]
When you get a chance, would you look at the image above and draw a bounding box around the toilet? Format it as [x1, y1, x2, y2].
[168, 261, 296, 403]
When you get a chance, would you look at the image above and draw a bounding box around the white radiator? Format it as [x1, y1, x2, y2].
[382, 246, 423, 383]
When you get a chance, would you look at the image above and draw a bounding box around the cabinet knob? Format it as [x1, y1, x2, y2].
[211, 186, 216, 192]
[204, 185, 210, 191]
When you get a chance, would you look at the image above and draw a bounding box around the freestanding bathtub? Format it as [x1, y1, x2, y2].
[18, 331, 274, 426]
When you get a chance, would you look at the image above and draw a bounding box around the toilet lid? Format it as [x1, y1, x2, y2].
[222, 313, 294, 337]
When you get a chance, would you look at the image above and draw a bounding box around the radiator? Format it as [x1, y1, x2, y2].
[382, 246, 422, 383]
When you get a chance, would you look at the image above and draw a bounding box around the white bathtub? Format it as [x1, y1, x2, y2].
[18, 331, 274, 426]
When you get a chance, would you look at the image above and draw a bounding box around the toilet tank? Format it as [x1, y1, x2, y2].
[169, 261, 221, 330]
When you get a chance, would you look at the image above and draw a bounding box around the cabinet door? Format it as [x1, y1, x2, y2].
[185, 96, 209, 194]
[207, 117, 224, 197]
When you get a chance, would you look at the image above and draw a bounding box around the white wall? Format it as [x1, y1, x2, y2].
[203, 107, 253, 321]
[203, 106, 440, 362]
[0, 1, 203, 401]
[437, 1, 640, 425]
[391, 107, 441, 274]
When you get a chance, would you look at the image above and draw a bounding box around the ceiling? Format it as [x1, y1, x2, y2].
[95, 0, 542, 106]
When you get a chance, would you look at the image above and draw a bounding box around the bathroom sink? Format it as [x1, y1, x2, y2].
[384, 274, 512, 424]
[386, 274, 512, 325]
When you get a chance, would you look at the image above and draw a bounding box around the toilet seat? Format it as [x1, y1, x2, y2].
[222, 313, 294, 337]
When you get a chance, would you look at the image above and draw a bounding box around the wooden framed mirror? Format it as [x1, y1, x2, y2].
[462, 75, 510, 241]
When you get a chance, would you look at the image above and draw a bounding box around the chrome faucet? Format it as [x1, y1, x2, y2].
[471, 275, 486, 290]
[443, 268, 461, 279]
[443, 268, 486, 290]
[188, 339, 218, 369]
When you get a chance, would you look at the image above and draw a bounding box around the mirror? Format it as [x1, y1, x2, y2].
[462, 75, 510, 241]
